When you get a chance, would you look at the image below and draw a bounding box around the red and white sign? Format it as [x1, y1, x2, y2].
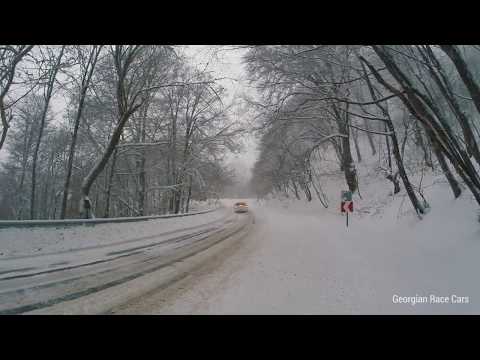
[341, 200, 353, 213]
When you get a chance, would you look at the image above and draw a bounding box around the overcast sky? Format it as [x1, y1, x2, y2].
[182, 45, 258, 184]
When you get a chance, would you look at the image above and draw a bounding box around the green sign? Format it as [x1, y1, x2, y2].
[341, 190, 352, 202]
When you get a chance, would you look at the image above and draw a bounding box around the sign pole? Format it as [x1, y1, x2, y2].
[341, 190, 352, 228]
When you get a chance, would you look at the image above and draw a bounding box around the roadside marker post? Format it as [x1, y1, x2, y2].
[341, 191, 353, 227]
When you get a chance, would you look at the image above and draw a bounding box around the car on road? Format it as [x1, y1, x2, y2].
[233, 201, 249, 213]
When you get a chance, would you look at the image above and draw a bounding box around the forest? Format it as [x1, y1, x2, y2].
[2, 45, 480, 221]
[246, 45, 480, 219]
[0, 45, 243, 220]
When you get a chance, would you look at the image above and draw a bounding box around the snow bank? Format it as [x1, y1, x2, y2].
[0, 208, 229, 258]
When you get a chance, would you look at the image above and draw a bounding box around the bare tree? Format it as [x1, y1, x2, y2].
[80, 45, 176, 218]
[0, 45, 34, 151]
[365, 45, 480, 206]
[439, 45, 480, 118]
[60, 45, 103, 219]
[0, 45, 241, 220]
[30, 45, 65, 219]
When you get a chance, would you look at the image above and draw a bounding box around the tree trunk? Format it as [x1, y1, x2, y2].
[440, 45, 480, 118]
[413, 120, 432, 168]
[387, 120, 426, 215]
[138, 156, 146, 216]
[174, 189, 181, 214]
[386, 172, 401, 195]
[30, 46, 65, 219]
[16, 117, 36, 219]
[60, 99, 85, 219]
[291, 180, 301, 200]
[431, 138, 462, 198]
[352, 127, 362, 163]
[185, 175, 192, 213]
[301, 181, 312, 201]
[0, 104, 10, 151]
[333, 104, 357, 192]
[425, 136, 435, 171]
[137, 106, 148, 216]
[363, 118, 377, 155]
[104, 148, 118, 218]
[60, 47, 100, 219]
[169, 110, 178, 213]
[331, 139, 344, 171]
[41, 149, 55, 219]
[384, 122, 392, 170]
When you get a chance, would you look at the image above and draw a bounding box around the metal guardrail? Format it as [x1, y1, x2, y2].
[0, 206, 224, 229]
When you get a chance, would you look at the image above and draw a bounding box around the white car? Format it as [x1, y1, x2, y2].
[233, 201, 249, 213]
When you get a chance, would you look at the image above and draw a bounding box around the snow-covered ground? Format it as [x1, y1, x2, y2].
[0, 205, 227, 258]
[115, 134, 480, 314]
[117, 184, 479, 314]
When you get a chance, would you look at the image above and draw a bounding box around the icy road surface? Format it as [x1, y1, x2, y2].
[0, 207, 251, 314]
[114, 193, 480, 315]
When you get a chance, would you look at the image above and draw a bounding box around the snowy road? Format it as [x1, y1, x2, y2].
[0, 208, 252, 314]
[2, 190, 478, 315]
[112, 196, 480, 315]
